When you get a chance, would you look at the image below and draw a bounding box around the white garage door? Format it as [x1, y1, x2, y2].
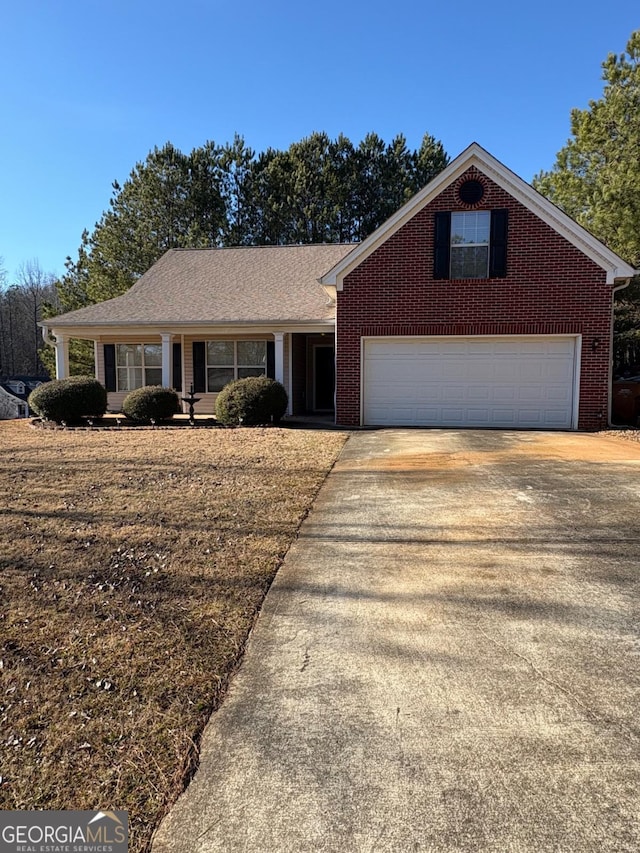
[362, 336, 578, 428]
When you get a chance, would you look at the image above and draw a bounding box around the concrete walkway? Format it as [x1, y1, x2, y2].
[152, 429, 640, 853]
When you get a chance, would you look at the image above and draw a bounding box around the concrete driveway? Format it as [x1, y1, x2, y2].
[153, 430, 640, 853]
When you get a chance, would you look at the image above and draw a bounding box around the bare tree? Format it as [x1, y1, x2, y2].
[0, 258, 58, 377]
[15, 260, 57, 374]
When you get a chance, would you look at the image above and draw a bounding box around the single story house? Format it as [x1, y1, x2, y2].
[43, 143, 637, 430]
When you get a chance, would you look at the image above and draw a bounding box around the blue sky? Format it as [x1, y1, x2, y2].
[1, 1, 638, 282]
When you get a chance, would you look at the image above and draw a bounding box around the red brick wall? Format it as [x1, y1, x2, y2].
[336, 167, 613, 430]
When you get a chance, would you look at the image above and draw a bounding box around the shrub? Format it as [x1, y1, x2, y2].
[215, 376, 288, 426]
[28, 376, 107, 424]
[122, 386, 180, 423]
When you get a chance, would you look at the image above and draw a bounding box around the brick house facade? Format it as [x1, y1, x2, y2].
[44, 144, 636, 430]
[323, 146, 635, 430]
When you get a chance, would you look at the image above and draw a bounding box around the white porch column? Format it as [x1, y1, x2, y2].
[273, 332, 285, 385]
[54, 334, 69, 379]
[161, 333, 172, 387]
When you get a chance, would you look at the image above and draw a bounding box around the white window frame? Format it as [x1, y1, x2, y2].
[205, 340, 267, 393]
[115, 343, 163, 392]
[450, 211, 490, 279]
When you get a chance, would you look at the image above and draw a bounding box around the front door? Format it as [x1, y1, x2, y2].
[313, 345, 335, 411]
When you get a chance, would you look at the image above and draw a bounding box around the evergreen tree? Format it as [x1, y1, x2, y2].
[534, 30, 640, 266]
[219, 135, 257, 246]
[533, 30, 640, 371]
[53, 129, 449, 374]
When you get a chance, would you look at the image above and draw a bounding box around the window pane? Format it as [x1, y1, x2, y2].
[208, 367, 235, 392]
[207, 341, 234, 365]
[451, 246, 489, 279]
[451, 212, 490, 245]
[238, 367, 266, 379]
[117, 368, 130, 391]
[145, 368, 163, 386]
[116, 344, 142, 367]
[144, 344, 162, 366]
[237, 341, 266, 366]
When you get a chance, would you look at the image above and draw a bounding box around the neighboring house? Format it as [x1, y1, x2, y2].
[42, 144, 637, 430]
[0, 376, 47, 419]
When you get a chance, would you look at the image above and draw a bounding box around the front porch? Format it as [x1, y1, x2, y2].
[48, 329, 336, 418]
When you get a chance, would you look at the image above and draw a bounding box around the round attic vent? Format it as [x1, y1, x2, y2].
[458, 179, 485, 205]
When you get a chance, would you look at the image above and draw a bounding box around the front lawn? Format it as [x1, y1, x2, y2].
[0, 421, 347, 851]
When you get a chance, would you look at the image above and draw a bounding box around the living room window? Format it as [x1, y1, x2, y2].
[450, 212, 490, 278]
[116, 343, 162, 391]
[206, 341, 266, 392]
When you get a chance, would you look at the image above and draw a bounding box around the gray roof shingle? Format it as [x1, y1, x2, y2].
[48, 245, 357, 327]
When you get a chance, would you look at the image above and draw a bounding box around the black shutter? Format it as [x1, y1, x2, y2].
[172, 342, 182, 392]
[266, 341, 275, 379]
[433, 212, 451, 279]
[104, 344, 116, 392]
[489, 209, 508, 278]
[193, 342, 206, 393]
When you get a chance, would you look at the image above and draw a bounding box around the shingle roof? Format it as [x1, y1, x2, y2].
[48, 245, 357, 327]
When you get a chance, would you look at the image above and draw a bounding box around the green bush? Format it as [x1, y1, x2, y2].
[215, 376, 288, 426]
[122, 386, 180, 423]
[28, 376, 107, 424]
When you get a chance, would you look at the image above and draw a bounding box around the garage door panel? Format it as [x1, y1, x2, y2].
[547, 387, 572, 402]
[492, 362, 520, 381]
[467, 386, 491, 401]
[493, 387, 517, 402]
[363, 336, 576, 428]
[492, 409, 518, 425]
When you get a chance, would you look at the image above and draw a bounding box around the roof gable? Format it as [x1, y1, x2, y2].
[321, 143, 637, 288]
[0, 384, 25, 403]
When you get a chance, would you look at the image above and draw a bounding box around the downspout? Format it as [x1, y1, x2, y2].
[40, 324, 69, 380]
[319, 279, 338, 426]
[41, 324, 56, 368]
[610, 277, 633, 426]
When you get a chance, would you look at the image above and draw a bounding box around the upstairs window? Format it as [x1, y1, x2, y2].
[434, 209, 508, 279]
[450, 212, 490, 278]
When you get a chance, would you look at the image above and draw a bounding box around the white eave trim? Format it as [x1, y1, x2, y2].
[320, 142, 638, 289]
[42, 320, 337, 340]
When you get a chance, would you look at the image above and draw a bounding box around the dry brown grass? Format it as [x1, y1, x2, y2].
[0, 420, 347, 851]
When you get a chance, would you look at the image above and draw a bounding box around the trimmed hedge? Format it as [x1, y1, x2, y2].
[28, 376, 108, 424]
[122, 386, 180, 423]
[215, 376, 288, 426]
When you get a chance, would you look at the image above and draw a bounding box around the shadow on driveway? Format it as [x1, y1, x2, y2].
[153, 429, 640, 853]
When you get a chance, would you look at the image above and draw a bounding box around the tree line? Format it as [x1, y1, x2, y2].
[57, 131, 449, 315]
[42, 130, 448, 375]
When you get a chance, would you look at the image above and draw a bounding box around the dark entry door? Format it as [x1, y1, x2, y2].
[314, 346, 335, 411]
